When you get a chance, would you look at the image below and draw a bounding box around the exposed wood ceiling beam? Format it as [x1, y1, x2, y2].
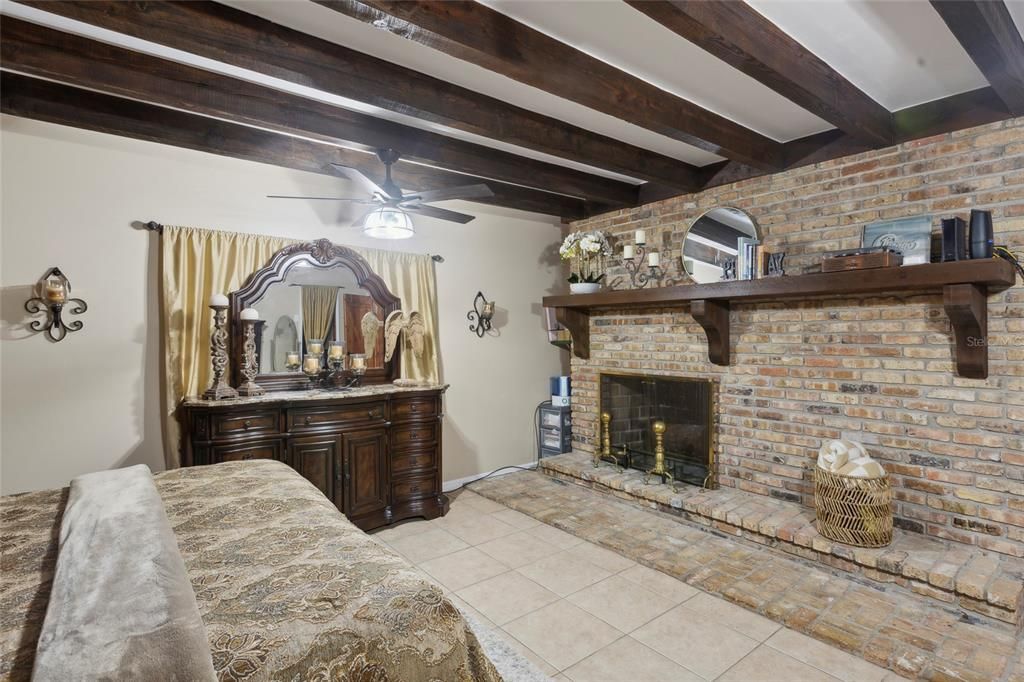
[625, 0, 894, 146]
[697, 87, 1012, 191]
[0, 71, 587, 219]
[15, 0, 700, 191]
[0, 16, 635, 210]
[315, 0, 787, 171]
[930, 0, 1024, 116]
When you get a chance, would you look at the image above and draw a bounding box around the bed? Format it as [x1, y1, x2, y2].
[0, 460, 500, 681]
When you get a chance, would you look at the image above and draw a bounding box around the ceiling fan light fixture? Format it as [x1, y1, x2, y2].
[362, 206, 414, 240]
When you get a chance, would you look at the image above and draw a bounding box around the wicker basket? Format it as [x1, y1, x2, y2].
[814, 467, 893, 547]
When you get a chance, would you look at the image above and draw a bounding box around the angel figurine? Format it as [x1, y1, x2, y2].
[383, 310, 428, 362]
[360, 311, 383, 363]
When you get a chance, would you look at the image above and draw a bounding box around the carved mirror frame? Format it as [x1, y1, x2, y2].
[230, 238, 401, 391]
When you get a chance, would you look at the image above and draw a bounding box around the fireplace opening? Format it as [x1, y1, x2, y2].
[598, 373, 715, 487]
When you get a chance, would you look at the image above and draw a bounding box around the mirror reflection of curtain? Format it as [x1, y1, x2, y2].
[300, 286, 338, 345]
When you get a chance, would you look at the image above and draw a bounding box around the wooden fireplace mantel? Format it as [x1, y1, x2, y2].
[542, 260, 1017, 379]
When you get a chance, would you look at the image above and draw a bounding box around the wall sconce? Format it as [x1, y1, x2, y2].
[468, 291, 495, 337]
[24, 267, 87, 342]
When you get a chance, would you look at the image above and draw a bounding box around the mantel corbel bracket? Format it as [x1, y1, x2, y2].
[943, 283, 988, 379]
[555, 307, 590, 359]
[690, 299, 730, 366]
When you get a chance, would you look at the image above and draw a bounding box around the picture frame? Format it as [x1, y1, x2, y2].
[860, 216, 932, 265]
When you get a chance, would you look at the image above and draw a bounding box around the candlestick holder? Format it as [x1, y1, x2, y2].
[202, 303, 239, 400]
[237, 318, 266, 397]
[622, 244, 671, 289]
[24, 267, 88, 343]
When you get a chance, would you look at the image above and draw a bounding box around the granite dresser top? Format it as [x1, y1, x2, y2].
[182, 382, 448, 408]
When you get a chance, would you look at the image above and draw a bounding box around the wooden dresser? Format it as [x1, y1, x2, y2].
[181, 385, 448, 531]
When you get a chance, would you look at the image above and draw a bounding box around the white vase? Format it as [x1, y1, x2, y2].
[570, 282, 601, 294]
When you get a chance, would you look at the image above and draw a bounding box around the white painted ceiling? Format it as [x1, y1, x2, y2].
[4, 0, 1018, 187]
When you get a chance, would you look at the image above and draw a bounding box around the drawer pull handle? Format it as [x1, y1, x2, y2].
[304, 416, 313, 425]
[411, 431, 419, 439]
[243, 420, 252, 429]
[368, 409, 382, 419]
[411, 404, 420, 412]
[242, 453, 253, 460]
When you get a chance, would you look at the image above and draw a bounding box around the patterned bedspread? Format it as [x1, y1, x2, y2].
[0, 461, 500, 681]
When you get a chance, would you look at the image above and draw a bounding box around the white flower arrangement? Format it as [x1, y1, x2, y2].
[560, 230, 610, 284]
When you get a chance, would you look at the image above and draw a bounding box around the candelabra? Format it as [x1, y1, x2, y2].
[621, 241, 673, 289]
[237, 313, 265, 397]
[202, 299, 238, 400]
[644, 420, 674, 485]
[301, 343, 365, 390]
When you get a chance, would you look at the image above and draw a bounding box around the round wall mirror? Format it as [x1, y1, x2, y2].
[682, 207, 761, 284]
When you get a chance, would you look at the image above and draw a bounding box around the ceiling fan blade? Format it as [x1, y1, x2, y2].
[328, 162, 391, 197]
[266, 195, 377, 203]
[402, 184, 494, 204]
[403, 203, 476, 224]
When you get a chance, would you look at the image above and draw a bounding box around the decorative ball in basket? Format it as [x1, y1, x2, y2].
[814, 440, 893, 548]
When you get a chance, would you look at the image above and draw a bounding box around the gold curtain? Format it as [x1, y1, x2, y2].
[161, 226, 298, 467]
[160, 227, 440, 468]
[355, 247, 440, 384]
[300, 286, 338, 344]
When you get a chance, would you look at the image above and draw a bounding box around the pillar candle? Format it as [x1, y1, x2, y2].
[286, 351, 300, 368]
[328, 343, 345, 359]
[623, 244, 635, 260]
[648, 251, 660, 267]
[350, 354, 367, 371]
[307, 340, 323, 355]
[44, 282, 66, 304]
[303, 356, 320, 374]
[240, 307, 258, 320]
[209, 293, 229, 307]
[635, 230, 646, 245]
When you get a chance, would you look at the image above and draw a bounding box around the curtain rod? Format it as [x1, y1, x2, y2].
[140, 221, 444, 262]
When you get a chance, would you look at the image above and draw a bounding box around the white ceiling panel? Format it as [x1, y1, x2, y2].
[221, 0, 727, 166]
[746, 0, 989, 111]
[483, 0, 833, 142]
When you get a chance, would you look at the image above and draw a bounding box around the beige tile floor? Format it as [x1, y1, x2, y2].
[372, 489, 895, 682]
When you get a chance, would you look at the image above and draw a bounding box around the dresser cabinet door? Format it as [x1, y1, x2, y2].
[290, 434, 342, 504]
[343, 428, 389, 519]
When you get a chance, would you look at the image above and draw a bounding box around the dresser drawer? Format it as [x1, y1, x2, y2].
[211, 439, 285, 463]
[392, 473, 436, 502]
[210, 410, 280, 439]
[392, 397, 438, 421]
[288, 402, 387, 432]
[392, 448, 437, 476]
[391, 422, 438, 450]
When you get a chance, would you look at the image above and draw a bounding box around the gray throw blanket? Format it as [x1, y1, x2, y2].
[32, 465, 215, 681]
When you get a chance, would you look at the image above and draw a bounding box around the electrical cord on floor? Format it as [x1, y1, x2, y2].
[447, 400, 550, 494]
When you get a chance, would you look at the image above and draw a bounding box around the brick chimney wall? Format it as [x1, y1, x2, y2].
[567, 118, 1024, 557]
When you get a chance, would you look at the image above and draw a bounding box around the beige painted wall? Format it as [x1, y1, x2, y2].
[0, 115, 568, 494]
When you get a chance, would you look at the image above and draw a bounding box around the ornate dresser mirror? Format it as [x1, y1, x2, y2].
[230, 239, 401, 391]
[681, 207, 761, 284]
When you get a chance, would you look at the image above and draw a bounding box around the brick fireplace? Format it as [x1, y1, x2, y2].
[599, 373, 714, 487]
[566, 117, 1024, 558]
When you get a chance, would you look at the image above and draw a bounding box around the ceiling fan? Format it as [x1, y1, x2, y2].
[268, 148, 494, 238]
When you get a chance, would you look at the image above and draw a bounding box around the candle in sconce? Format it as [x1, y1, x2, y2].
[648, 251, 660, 267]
[635, 230, 646, 245]
[303, 355, 320, 374]
[44, 281, 67, 304]
[285, 351, 300, 369]
[239, 308, 259, 321]
[307, 340, 324, 355]
[209, 293, 229, 307]
[349, 354, 367, 371]
[328, 343, 345, 360]
[623, 244, 635, 260]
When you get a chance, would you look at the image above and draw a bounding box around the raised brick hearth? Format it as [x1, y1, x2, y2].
[543, 452, 1024, 627]
[567, 117, 1024, 557]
